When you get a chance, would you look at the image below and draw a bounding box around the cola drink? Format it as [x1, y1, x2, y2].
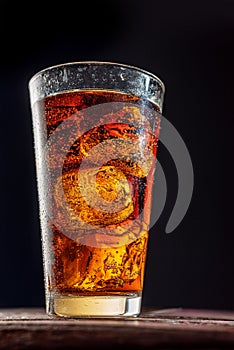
[29, 62, 165, 317]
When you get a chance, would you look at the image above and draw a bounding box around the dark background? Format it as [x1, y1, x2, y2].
[0, 0, 233, 310]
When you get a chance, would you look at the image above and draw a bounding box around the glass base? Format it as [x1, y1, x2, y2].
[48, 293, 142, 317]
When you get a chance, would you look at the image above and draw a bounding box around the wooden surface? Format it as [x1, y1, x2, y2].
[1, 308, 234, 349]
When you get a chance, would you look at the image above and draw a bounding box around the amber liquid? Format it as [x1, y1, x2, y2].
[34, 90, 160, 301]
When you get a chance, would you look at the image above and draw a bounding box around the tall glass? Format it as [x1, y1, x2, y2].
[29, 62, 165, 317]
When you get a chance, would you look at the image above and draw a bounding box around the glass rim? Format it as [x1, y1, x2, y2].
[28, 60, 165, 93]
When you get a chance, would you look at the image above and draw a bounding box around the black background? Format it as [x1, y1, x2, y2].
[0, 0, 234, 310]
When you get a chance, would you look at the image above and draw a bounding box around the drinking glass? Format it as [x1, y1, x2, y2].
[29, 62, 165, 317]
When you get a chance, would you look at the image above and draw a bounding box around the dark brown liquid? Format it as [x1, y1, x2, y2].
[35, 90, 160, 295]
